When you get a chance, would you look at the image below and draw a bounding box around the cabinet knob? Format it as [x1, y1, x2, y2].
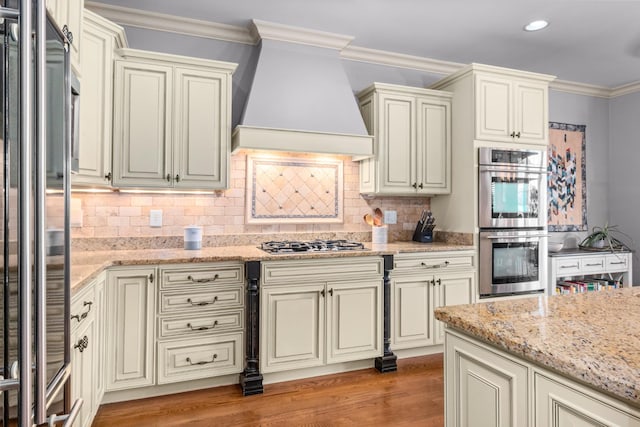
[515, 132, 521, 138]
[510, 131, 515, 138]
[321, 289, 326, 297]
[104, 172, 112, 181]
[412, 182, 417, 189]
[418, 183, 424, 189]
[166, 174, 171, 182]
[175, 174, 180, 182]
[328, 288, 334, 297]
[436, 278, 442, 286]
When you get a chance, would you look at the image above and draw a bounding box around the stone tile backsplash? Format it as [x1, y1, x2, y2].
[71, 152, 430, 242]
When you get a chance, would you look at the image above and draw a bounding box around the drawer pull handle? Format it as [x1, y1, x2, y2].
[187, 320, 218, 331]
[610, 261, 626, 265]
[74, 335, 89, 353]
[70, 301, 92, 323]
[187, 274, 219, 283]
[187, 296, 218, 306]
[421, 261, 450, 269]
[585, 263, 603, 267]
[186, 354, 217, 366]
[560, 265, 579, 269]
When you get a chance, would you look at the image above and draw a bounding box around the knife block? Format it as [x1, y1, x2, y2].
[412, 221, 433, 243]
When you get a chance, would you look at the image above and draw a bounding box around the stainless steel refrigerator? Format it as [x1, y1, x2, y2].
[1, 1, 80, 425]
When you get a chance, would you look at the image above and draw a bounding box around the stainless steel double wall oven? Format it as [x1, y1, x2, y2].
[478, 147, 548, 297]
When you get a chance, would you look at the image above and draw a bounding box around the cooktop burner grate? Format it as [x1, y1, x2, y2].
[260, 239, 366, 254]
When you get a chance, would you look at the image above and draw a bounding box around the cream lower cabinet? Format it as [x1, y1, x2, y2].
[357, 83, 451, 196]
[105, 267, 156, 392]
[156, 263, 245, 385]
[445, 330, 529, 427]
[74, 10, 126, 187]
[391, 251, 475, 350]
[70, 272, 105, 427]
[260, 257, 383, 374]
[445, 329, 640, 427]
[112, 49, 237, 190]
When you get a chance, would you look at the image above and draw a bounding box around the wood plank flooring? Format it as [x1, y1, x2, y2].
[93, 354, 444, 426]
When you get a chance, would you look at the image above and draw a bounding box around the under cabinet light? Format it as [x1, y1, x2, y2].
[524, 20, 549, 32]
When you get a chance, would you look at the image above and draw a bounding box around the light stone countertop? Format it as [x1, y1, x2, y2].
[434, 289, 640, 408]
[70, 241, 474, 292]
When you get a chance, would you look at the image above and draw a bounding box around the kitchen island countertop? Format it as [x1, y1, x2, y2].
[70, 241, 474, 292]
[435, 288, 640, 408]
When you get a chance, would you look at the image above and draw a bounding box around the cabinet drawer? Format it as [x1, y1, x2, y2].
[157, 333, 243, 384]
[394, 252, 474, 273]
[262, 257, 383, 285]
[579, 256, 606, 273]
[159, 286, 243, 314]
[160, 263, 244, 289]
[606, 254, 629, 271]
[158, 309, 244, 339]
[554, 258, 581, 275]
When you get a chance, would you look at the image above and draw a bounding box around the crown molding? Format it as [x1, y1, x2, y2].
[549, 79, 611, 98]
[341, 45, 463, 76]
[84, 1, 255, 45]
[250, 19, 353, 50]
[610, 81, 640, 98]
[85, 3, 640, 98]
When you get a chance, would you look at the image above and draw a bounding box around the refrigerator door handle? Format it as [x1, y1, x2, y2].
[46, 398, 83, 427]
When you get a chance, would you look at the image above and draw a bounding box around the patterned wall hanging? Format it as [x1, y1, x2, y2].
[548, 122, 587, 232]
[246, 155, 343, 224]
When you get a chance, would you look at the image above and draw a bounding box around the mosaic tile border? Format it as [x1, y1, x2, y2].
[246, 155, 344, 224]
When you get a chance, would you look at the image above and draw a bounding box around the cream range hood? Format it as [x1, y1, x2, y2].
[232, 20, 373, 157]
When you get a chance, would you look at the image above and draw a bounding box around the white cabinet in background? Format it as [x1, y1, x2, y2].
[112, 49, 237, 190]
[391, 251, 475, 351]
[548, 251, 633, 295]
[46, 0, 83, 75]
[105, 267, 156, 392]
[74, 10, 127, 187]
[357, 83, 451, 196]
[70, 272, 105, 427]
[260, 257, 383, 374]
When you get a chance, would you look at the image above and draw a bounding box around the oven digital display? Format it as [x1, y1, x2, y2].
[492, 243, 539, 284]
[491, 178, 539, 218]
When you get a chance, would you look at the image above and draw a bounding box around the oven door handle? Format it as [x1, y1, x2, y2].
[483, 233, 549, 239]
[479, 166, 545, 174]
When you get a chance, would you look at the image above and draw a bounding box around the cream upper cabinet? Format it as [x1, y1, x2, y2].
[74, 10, 126, 187]
[432, 63, 555, 147]
[112, 49, 237, 190]
[475, 73, 549, 144]
[391, 251, 475, 350]
[357, 83, 451, 196]
[47, 0, 83, 75]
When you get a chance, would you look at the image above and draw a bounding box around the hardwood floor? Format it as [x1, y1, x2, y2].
[93, 354, 444, 426]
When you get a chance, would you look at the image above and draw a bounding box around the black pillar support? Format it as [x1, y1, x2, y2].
[239, 260, 264, 395]
[375, 254, 398, 373]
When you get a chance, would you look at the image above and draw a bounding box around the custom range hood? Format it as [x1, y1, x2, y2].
[232, 20, 373, 157]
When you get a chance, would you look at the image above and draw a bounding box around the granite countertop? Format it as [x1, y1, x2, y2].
[434, 289, 640, 407]
[70, 241, 474, 292]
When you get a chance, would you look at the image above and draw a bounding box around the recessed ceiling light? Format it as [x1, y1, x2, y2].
[524, 20, 549, 32]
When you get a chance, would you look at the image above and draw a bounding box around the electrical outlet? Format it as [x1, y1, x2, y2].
[149, 209, 163, 227]
[384, 210, 397, 224]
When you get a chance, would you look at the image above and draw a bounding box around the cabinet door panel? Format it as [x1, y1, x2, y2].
[391, 277, 435, 349]
[514, 82, 547, 144]
[417, 99, 450, 193]
[113, 61, 172, 187]
[476, 75, 512, 141]
[446, 332, 529, 427]
[327, 280, 381, 363]
[75, 20, 113, 186]
[173, 67, 228, 189]
[435, 272, 475, 344]
[105, 268, 156, 391]
[261, 284, 325, 373]
[380, 94, 416, 192]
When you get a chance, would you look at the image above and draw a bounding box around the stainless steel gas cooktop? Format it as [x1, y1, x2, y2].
[260, 239, 366, 254]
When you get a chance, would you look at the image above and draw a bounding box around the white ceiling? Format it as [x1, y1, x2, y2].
[90, 0, 640, 88]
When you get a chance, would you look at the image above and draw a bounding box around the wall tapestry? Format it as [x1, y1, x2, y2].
[548, 122, 587, 232]
[246, 155, 343, 224]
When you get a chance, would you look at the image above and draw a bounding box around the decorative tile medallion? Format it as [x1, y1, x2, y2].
[246, 155, 343, 224]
